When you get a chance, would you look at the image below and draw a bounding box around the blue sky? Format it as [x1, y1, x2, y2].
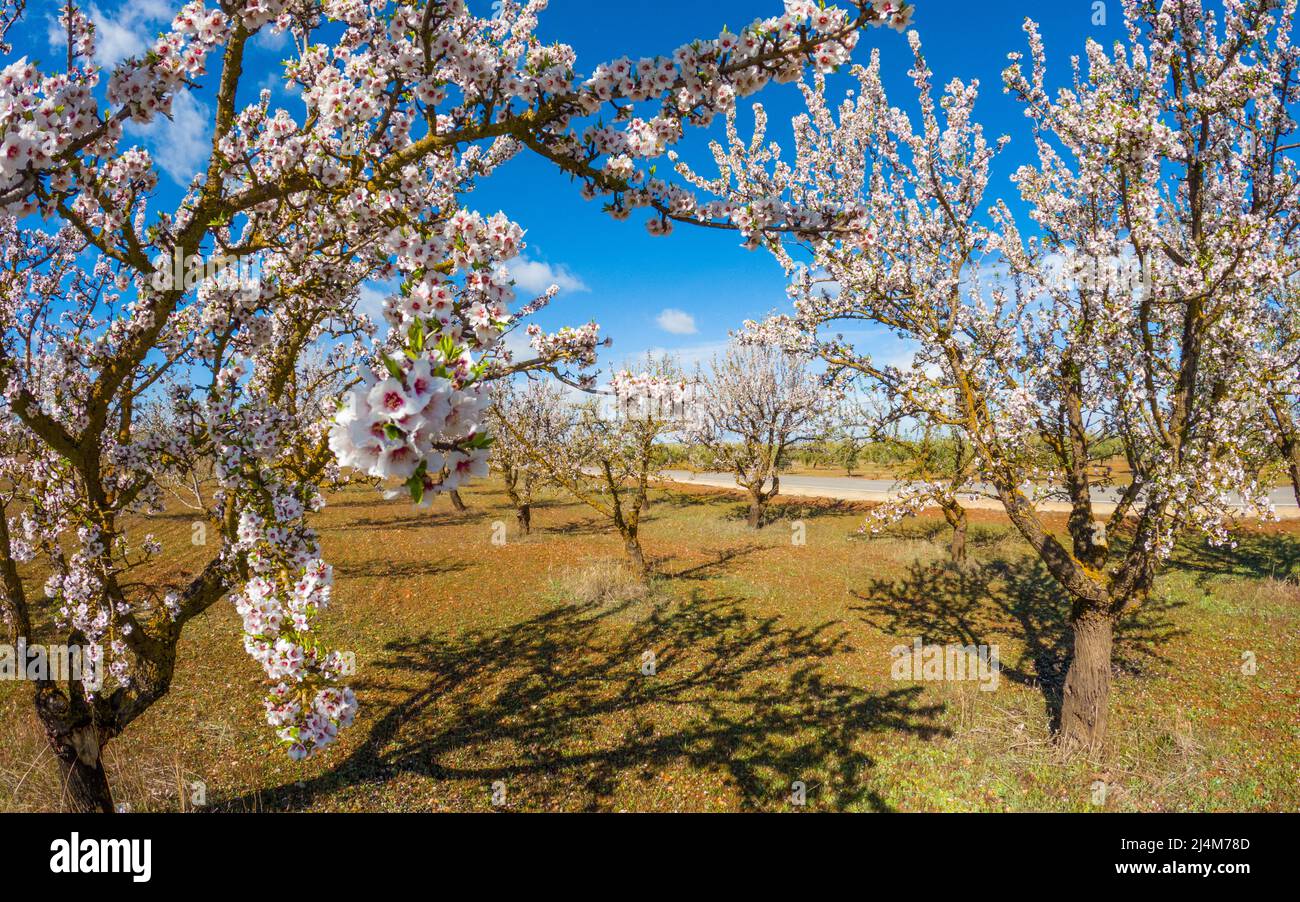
[474, 0, 1125, 369]
[23, 0, 1128, 370]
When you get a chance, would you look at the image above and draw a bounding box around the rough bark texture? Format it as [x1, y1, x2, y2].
[1287, 453, 1300, 510]
[1267, 401, 1300, 509]
[1058, 611, 1114, 756]
[53, 732, 114, 813]
[502, 468, 531, 534]
[743, 474, 778, 529]
[449, 490, 467, 511]
[34, 689, 114, 813]
[623, 529, 648, 582]
[14, 557, 230, 812]
[940, 500, 968, 565]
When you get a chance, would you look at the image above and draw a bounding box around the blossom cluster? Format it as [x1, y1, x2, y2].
[329, 205, 603, 501]
[330, 352, 492, 501]
[608, 369, 699, 427]
[211, 387, 358, 760]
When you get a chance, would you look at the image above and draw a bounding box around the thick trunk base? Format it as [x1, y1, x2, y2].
[516, 504, 531, 535]
[623, 533, 649, 583]
[449, 490, 467, 512]
[941, 501, 968, 565]
[1057, 613, 1113, 757]
[950, 526, 967, 564]
[48, 726, 114, 813]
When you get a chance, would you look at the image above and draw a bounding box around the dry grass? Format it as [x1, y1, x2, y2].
[553, 558, 653, 608]
[1, 479, 1296, 812]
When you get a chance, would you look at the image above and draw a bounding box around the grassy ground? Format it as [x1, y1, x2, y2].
[1, 480, 1297, 812]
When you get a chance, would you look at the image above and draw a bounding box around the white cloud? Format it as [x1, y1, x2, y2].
[507, 257, 588, 295]
[252, 26, 292, 52]
[124, 90, 211, 185]
[47, 4, 209, 185]
[655, 308, 697, 335]
[356, 279, 397, 326]
[48, 1, 174, 67]
[627, 340, 729, 372]
[500, 328, 535, 361]
[90, 9, 149, 66]
[258, 69, 301, 98]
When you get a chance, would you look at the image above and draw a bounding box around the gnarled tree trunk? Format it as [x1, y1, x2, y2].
[1286, 451, 1300, 510]
[743, 473, 779, 529]
[746, 488, 765, 529]
[940, 499, 968, 564]
[502, 469, 531, 534]
[622, 528, 648, 583]
[1266, 401, 1300, 509]
[52, 731, 114, 813]
[1058, 610, 1113, 756]
[35, 688, 114, 813]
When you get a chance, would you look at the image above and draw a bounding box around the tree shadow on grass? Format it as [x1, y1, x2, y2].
[662, 543, 767, 582]
[541, 514, 613, 538]
[322, 514, 432, 532]
[762, 498, 871, 522]
[217, 592, 948, 812]
[334, 558, 472, 580]
[324, 507, 489, 531]
[1171, 531, 1300, 584]
[657, 488, 727, 508]
[849, 557, 1186, 730]
[670, 493, 869, 526]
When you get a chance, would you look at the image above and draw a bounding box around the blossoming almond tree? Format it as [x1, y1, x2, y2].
[691, 339, 830, 528]
[501, 362, 690, 581]
[991, 0, 1299, 751]
[486, 377, 569, 534]
[681, 0, 1300, 753]
[0, 0, 911, 811]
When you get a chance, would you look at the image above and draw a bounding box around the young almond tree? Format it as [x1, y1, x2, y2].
[692, 340, 829, 527]
[487, 378, 569, 534]
[504, 362, 690, 581]
[685, 0, 1300, 754]
[0, 0, 906, 811]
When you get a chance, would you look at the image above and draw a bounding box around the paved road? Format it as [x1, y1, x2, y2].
[661, 469, 1300, 518]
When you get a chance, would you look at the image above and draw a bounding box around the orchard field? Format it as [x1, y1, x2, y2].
[3, 480, 1295, 813]
[2, 0, 1300, 829]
